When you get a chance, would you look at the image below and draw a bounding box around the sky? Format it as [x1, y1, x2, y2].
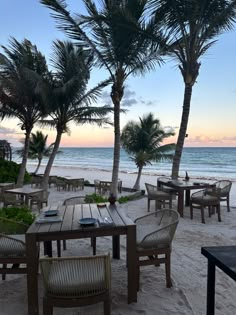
[0, 0, 236, 148]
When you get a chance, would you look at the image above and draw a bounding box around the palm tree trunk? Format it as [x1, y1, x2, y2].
[16, 131, 31, 187]
[41, 131, 62, 189]
[172, 83, 193, 179]
[34, 158, 42, 174]
[111, 101, 121, 198]
[133, 165, 143, 190]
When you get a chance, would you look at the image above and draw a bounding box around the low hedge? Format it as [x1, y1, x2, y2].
[0, 158, 31, 184]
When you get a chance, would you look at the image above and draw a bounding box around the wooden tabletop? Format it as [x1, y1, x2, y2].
[5, 187, 44, 195]
[202, 246, 236, 281]
[27, 203, 134, 237]
[157, 177, 214, 190]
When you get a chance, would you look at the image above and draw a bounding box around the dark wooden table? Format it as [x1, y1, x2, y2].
[5, 187, 44, 206]
[201, 246, 236, 315]
[157, 178, 215, 217]
[26, 203, 137, 315]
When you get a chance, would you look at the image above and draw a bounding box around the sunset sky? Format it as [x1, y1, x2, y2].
[0, 0, 235, 147]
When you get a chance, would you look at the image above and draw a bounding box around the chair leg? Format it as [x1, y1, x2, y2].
[201, 206, 205, 224]
[217, 205, 221, 222]
[56, 240, 61, 257]
[169, 197, 172, 209]
[147, 199, 150, 212]
[63, 240, 67, 250]
[43, 298, 53, 315]
[104, 298, 111, 315]
[190, 203, 193, 220]
[227, 197, 230, 212]
[165, 252, 172, 288]
[2, 264, 6, 280]
[92, 237, 96, 255]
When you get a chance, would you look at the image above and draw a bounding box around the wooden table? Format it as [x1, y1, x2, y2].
[5, 187, 44, 206]
[157, 178, 215, 217]
[26, 203, 137, 315]
[201, 246, 236, 315]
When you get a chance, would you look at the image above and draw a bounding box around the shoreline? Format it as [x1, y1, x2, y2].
[26, 163, 236, 206]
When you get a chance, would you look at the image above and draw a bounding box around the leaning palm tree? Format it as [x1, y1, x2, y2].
[16, 131, 55, 174]
[40, 40, 112, 189]
[41, 0, 164, 197]
[121, 113, 175, 190]
[0, 38, 48, 186]
[149, 0, 236, 178]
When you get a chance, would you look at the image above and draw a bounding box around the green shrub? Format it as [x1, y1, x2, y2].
[84, 180, 90, 185]
[0, 206, 35, 225]
[118, 196, 131, 204]
[84, 193, 107, 203]
[0, 158, 31, 183]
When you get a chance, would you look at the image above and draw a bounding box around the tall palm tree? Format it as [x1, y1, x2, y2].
[40, 40, 112, 189]
[16, 131, 55, 174]
[0, 38, 48, 186]
[149, 0, 236, 178]
[121, 113, 175, 190]
[41, 0, 164, 197]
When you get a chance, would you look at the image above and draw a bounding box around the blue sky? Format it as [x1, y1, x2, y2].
[0, 0, 236, 147]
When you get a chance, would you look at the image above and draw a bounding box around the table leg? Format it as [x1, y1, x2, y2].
[112, 235, 120, 259]
[185, 189, 190, 206]
[26, 234, 39, 315]
[43, 241, 53, 257]
[127, 225, 137, 304]
[177, 190, 184, 217]
[207, 261, 216, 315]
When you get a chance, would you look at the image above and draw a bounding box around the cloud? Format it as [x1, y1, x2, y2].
[163, 126, 176, 133]
[100, 85, 158, 108]
[222, 136, 236, 141]
[0, 126, 20, 135]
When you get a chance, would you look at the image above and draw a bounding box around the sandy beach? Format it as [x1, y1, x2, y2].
[1, 167, 236, 315]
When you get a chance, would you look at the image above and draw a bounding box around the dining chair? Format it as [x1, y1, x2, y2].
[40, 254, 111, 315]
[145, 183, 174, 211]
[1, 192, 25, 208]
[29, 190, 50, 211]
[205, 180, 232, 212]
[190, 189, 221, 224]
[0, 217, 33, 280]
[94, 179, 101, 194]
[134, 209, 179, 289]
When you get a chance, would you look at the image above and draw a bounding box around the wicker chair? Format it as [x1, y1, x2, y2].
[145, 183, 174, 211]
[190, 189, 221, 224]
[29, 190, 50, 211]
[68, 178, 84, 191]
[0, 217, 31, 280]
[40, 254, 111, 315]
[94, 180, 101, 194]
[1, 192, 25, 208]
[135, 209, 179, 289]
[205, 180, 232, 212]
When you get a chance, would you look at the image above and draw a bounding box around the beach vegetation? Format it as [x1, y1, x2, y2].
[121, 113, 175, 190]
[0, 158, 31, 184]
[40, 0, 165, 198]
[84, 193, 107, 203]
[37, 40, 112, 189]
[0, 38, 49, 186]
[0, 206, 35, 226]
[148, 0, 236, 178]
[16, 131, 55, 174]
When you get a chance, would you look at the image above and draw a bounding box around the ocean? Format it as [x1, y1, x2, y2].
[11, 147, 236, 181]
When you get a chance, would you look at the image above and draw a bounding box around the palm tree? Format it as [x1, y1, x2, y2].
[16, 131, 55, 174]
[0, 38, 48, 186]
[121, 113, 175, 190]
[41, 0, 164, 197]
[40, 40, 112, 189]
[149, 0, 236, 178]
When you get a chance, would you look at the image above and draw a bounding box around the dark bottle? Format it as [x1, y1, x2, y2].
[108, 193, 116, 205]
[185, 171, 190, 181]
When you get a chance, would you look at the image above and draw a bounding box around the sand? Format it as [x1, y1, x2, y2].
[0, 166, 236, 315]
